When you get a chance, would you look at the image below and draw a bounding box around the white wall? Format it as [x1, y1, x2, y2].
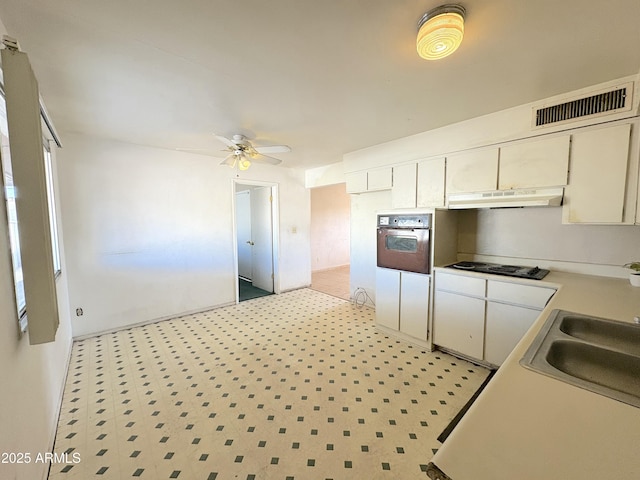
[344, 75, 640, 173]
[305, 161, 345, 188]
[458, 207, 640, 271]
[57, 133, 311, 337]
[310, 183, 350, 271]
[0, 146, 73, 480]
[349, 189, 390, 304]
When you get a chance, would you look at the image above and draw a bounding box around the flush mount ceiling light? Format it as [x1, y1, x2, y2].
[417, 4, 466, 60]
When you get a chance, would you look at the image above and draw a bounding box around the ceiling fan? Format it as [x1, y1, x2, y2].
[214, 134, 290, 170]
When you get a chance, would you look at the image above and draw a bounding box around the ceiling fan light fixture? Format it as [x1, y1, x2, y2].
[417, 4, 465, 60]
[238, 156, 251, 171]
[215, 133, 287, 168]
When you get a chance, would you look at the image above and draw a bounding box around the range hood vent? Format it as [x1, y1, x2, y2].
[448, 187, 564, 209]
[533, 82, 633, 128]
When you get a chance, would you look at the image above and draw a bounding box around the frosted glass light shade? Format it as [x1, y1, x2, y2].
[238, 157, 251, 170]
[417, 5, 465, 60]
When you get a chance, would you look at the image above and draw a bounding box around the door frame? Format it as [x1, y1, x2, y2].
[232, 179, 280, 303]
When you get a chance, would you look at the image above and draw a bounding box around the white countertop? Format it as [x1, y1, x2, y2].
[430, 270, 640, 480]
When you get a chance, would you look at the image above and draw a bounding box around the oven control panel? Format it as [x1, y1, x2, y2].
[377, 214, 431, 229]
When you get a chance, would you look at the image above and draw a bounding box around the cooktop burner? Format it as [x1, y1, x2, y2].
[447, 261, 549, 280]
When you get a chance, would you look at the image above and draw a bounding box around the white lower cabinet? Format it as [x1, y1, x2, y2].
[375, 268, 430, 342]
[375, 268, 401, 330]
[433, 270, 556, 366]
[484, 302, 541, 365]
[433, 290, 485, 359]
[399, 271, 431, 340]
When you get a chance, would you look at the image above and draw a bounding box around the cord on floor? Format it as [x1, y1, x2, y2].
[352, 287, 374, 309]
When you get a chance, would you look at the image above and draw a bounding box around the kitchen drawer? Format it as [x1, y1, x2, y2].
[436, 271, 486, 297]
[487, 280, 555, 309]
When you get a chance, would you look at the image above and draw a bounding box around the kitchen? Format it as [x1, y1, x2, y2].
[328, 74, 640, 478]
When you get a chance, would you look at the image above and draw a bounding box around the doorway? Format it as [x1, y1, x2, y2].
[234, 181, 279, 302]
[309, 183, 351, 300]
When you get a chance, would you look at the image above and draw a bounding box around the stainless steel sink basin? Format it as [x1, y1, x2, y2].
[558, 314, 640, 356]
[521, 310, 640, 408]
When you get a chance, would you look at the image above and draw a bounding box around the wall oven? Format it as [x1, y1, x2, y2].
[377, 213, 432, 274]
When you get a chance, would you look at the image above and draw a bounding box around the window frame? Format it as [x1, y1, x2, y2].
[0, 82, 62, 334]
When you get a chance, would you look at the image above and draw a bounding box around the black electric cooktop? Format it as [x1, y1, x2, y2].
[447, 261, 550, 280]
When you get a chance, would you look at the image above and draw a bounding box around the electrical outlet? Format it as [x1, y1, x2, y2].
[76, 308, 83, 316]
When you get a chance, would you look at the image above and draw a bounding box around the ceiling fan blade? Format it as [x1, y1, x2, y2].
[212, 133, 237, 149]
[219, 153, 237, 167]
[251, 153, 282, 165]
[175, 147, 217, 154]
[254, 144, 291, 154]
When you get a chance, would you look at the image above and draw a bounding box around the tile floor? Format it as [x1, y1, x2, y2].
[310, 265, 351, 301]
[50, 289, 489, 480]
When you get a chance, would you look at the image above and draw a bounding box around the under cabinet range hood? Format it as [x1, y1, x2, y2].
[447, 187, 564, 209]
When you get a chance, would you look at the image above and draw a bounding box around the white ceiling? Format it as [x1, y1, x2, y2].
[0, 0, 639, 169]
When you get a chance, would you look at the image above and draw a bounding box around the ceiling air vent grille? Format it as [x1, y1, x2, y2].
[533, 82, 633, 128]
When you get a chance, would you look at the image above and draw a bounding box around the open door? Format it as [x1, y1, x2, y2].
[235, 189, 252, 280]
[234, 181, 278, 301]
[249, 186, 274, 292]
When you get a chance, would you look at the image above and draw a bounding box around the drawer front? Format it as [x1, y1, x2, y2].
[487, 280, 555, 309]
[436, 272, 486, 297]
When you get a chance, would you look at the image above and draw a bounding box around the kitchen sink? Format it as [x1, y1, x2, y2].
[558, 314, 640, 356]
[521, 310, 640, 408]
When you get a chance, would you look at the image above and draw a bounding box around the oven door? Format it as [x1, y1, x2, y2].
[377, 227, 431, 274]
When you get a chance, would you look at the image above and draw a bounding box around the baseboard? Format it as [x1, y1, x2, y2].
[72, 302, 236, 341]
[311, 264, 350, 273]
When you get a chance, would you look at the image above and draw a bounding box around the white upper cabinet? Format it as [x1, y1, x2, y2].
[563, 123, 632, 224]
[446, 147, 499, 194]
[391, 163, 417, 208]
[345, 167, 393, 194]
[367, 167, 393, 191]
[391, 157, 446, 209]
[345, 171, 368, 193]
[498, 135, 570, 190]
[417, 157, 446, 208]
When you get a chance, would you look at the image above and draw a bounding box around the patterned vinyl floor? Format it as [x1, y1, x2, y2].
[49, 289, 489, 480]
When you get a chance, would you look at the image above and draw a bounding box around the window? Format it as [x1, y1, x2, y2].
[44, 146, 61, 276]
[0, 87, 61, 333]
[0, 92, 26, 329]
[1, 46, 61, 343]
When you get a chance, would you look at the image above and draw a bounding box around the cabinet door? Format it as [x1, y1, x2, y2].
[367, 167, 393, 191]
[433, 290, 485, 359]
[399, 272, 430, 340]
[375, 268, 400, 330]
[446, 148, 499, 194]
[487, 281, 555, 309]
[485, 302, 540, 366]
[392, 163, 417, 208]
[345, 171, 367, 193]
[499, 135, 570, 190]
[436, 271, 486, 297]
[417, 157, 446, 207]
[563, 123, 631, 223]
